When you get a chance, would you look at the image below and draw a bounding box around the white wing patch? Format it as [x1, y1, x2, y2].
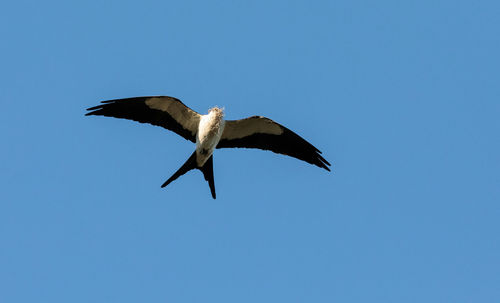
[222, 116, 283, 140]
[145, 97, 200, 135]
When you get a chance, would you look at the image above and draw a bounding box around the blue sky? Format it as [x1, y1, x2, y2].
[1, 0, 499, 302]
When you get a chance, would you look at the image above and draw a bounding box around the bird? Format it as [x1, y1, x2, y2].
[86, 96, 331, 199]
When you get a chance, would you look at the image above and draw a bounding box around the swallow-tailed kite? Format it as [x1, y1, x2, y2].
[86, 96, 331, 199]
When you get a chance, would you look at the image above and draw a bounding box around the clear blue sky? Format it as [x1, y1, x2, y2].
[1, 0, 499, 302]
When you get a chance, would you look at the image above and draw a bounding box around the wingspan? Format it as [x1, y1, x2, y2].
[217, 116, 331, 171]
[85, 96, 201, 142]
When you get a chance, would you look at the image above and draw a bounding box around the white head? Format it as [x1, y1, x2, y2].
[208, 106, 224, 118]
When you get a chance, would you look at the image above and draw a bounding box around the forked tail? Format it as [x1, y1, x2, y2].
[199, 155, 216, 199]
[161, 151, 216, 199]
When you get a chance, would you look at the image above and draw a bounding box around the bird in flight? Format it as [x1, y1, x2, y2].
[86, 96, 330, 199]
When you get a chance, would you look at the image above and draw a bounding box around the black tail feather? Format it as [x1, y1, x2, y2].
[200, 155, 216, 199]
[161, 151, 217, 199]
[161, 151, 197, 188]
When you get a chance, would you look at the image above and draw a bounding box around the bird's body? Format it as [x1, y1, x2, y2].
[86, 96, 330, 199]
[196, 107, 225, 167]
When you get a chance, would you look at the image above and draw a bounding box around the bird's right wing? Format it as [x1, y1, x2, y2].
[217, 116, 330, 171]
[86, 96, 201, 142]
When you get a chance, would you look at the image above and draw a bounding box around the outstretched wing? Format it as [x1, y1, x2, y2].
[85, 96, 201, 142]
[217, 116, 331, 171]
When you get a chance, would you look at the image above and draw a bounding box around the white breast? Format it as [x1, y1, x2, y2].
[195, 111, 225, 166]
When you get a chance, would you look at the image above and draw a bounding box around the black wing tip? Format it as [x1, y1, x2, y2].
[86, 104, 104, 111]
[99, 96, 182, 104]
[100, 97, 149, 103]
[312, 149, 331, 172]
[85, 96, 182, 115]
[85, 97, 148, 116]
[85, 100, 114, 114]
[85, 97, 145, 111]
[85, 106, 106, 116]
[85, 107, 102, 116]
[318, 159, 332, 172]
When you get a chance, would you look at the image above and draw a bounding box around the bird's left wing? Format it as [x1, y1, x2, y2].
[217, 116, 331, 171]
[86, 96, 201, 142]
